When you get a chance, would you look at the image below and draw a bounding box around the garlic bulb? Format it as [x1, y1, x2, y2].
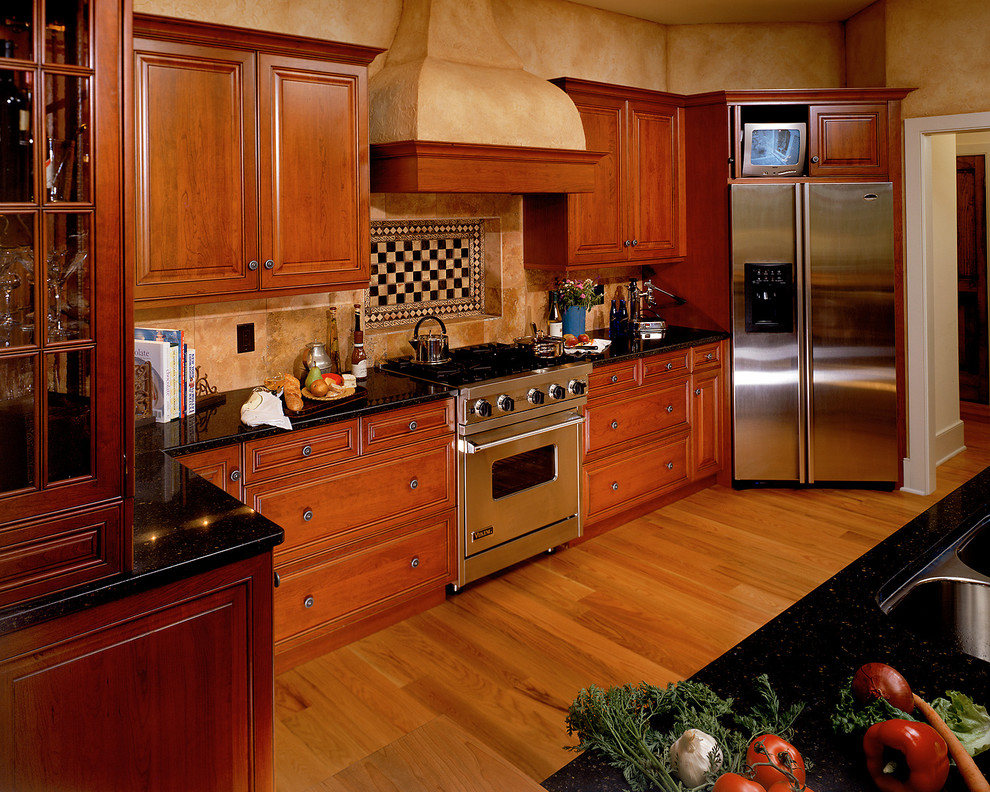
[668, 728, 722, 787]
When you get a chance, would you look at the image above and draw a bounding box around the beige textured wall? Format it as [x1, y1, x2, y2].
[885, 0, 990, 119]
[845, 1, 885, 88]
[666, 22, 844, 94]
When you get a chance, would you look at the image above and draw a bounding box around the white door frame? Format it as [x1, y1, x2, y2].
[903, 111, 990, 494]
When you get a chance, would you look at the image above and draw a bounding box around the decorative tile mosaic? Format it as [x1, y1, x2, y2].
[366, 219, 485, 327]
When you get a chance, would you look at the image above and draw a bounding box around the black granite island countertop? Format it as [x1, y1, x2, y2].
[586, 325, 729, 367]
[543, 467, 990, 792]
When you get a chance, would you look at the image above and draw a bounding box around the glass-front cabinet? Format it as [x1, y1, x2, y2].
[0, 0, 126, 607]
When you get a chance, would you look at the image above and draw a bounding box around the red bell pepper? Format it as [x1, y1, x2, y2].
[863, 718, 950, 792]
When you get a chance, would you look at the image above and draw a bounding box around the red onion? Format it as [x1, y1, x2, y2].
[851, 662, 914, 714]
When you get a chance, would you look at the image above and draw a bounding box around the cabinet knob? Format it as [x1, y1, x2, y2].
[666, 404, 674, 413]
[624, 239, 632, 247]
[302, 445, 312, 457]
[410, 478, 418, 490]
[611, 481, 619, 491]
[410, 556, 420, 569]
[631, 239, 638, 246]
[666, 362, 673, 371]
[247, 259, 259, 270]
[303, 595, 314, 608]
[264, 259, 274, 269]
[302, 509, 313, 522]
[408, 420, 418, 431]
[229, 469, 240, 482]
[705, 352, 714, 360]
[666, 461, 674, 470]
[610, 374, 618, 384]
[695, 388, 702, 396]
[610, 420, 618, 430]
[811, 155, 820, 163]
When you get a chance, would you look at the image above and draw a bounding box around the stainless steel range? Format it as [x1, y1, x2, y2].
[378, 344, 595, 588]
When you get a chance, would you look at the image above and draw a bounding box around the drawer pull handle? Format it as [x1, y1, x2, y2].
[410, 557, 420, 569]
[229, 469, 240, 482]
[410, 478, 418, 490]
[695, 388, 702, 396]
[302, 445, 312, 457]
[666, 461, 674, 470]
[303, 595, 314, 608]
[611, 481, 619, 491]
[273, 572, 280, 588]
[665, 362, 673, 371]
[610, 420, 618, 430]
[706, 352, 714, 360]
[302, 509, 313, 522]
[408, 420, 418, 431]
[666, 404, 674, 413]
[610, 374, 618, 384]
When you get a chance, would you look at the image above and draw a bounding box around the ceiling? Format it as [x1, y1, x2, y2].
[568, 0, 878, 25]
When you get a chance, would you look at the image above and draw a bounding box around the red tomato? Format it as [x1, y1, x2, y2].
[712, 772, 765, 792]
[767, 784, 815, 792]
[746, 734, 806, 790]
[323, 372, 343, 386]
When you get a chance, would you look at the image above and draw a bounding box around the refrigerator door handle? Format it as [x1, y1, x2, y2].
[797, 183, 813, 483]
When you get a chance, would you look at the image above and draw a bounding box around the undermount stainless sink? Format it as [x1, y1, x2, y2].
[879, 516, 990, 663]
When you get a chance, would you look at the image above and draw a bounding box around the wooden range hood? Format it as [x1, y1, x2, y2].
[370, 140, 605, 194]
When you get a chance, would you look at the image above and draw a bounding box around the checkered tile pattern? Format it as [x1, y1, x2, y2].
[366, 220, 485, 327]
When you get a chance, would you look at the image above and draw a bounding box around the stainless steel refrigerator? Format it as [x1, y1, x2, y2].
[730, 182, 898, 485]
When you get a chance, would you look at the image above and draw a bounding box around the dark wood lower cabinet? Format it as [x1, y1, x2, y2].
[0, 553, 274, 792]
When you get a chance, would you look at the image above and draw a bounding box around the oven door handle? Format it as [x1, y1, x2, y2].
[461, 412, 585, 454]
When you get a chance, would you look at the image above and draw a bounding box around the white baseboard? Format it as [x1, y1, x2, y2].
[935, 419, 966, 466]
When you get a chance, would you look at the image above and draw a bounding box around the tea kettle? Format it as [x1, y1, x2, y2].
[409, 315, 449, 364]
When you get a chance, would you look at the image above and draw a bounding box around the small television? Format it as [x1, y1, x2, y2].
[741, 122, 806, 177]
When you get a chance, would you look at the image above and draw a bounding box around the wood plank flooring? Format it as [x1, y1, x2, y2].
[276, 417, 990, 792]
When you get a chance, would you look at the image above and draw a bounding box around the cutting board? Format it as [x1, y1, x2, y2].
[282, 386, 367, 417]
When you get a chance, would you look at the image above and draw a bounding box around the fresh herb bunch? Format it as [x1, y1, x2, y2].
[556, 278, 604, 311]
[565, 674, 804, 792]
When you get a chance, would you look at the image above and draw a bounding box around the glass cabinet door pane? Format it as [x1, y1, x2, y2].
[45, 0, 89, 67]
[0, 355, 36, 492]
[0, 213, 35, 348]
[0, 2, 34, 63]
[46, 348, 91, 482]
[0, 66, 35, 203]
[44, 73, 89, 203]
[46, 212, 89, 341]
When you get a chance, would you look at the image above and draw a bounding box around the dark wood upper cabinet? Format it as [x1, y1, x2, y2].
[808, 103, 888, 176]
[132, 16, 380, 306]
[523, 79, 686, 271]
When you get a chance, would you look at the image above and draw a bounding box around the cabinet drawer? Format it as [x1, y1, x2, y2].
[245, 439, 454, 556]
[691, 343, 722, 371]
[583, 434, 689, 522]
[588, 360, 640, 401]
[244, 419, 359, 482]
[174, 444, 243, 497]
[274, 516, 453, 645]
[584, 380, 689, 457]
[362, 399, 454, 455]
[642, 349, 690, 382]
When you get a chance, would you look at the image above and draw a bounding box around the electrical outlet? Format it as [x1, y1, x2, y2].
[236, 322, 254, 354]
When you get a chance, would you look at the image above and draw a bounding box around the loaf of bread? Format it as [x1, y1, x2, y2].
[283, 373, 303, 411]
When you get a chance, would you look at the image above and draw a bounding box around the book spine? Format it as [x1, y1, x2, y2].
[169, 343, 180, 420]
[186, 347, 196, 416]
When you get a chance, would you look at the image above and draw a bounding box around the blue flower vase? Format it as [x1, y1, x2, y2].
[561, 306, 586, 337]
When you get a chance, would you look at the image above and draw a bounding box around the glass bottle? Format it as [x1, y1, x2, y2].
[548, 290, 562, 337]
[350, 303, 367, 379]
[617, 299, 628, 338]
[328, 306, 341, 374]
[608, 299, 618, 337]
[0, 40, 32, 202]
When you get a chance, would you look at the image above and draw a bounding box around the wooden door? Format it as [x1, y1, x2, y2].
[566, 93, 627, 265]
[258, 54, 370, 291]
[627, 99, 685, 260]
[957, 154, 989, 404]
[175, 444, 244, 498]
[133, 38, 260, 301]
[808, 104, 887, 176]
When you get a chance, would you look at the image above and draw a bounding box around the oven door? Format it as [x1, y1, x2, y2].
[459, 410, 583, 578]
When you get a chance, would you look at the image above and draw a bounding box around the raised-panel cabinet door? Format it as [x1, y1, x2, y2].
[627, 101, 685, 260]
[133, 39, 259, 300]
[808, 104, 887, 176]
[692, 367, 722, 479]
[567, 95, 626, 265]
[259, 54, 369, 290]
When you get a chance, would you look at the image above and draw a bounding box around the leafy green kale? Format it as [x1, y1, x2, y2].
[932, 690, 990, 757]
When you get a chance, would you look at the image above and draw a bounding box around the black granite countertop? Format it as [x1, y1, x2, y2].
[586, 326, 728, 366]
[543, 467, 990, 791]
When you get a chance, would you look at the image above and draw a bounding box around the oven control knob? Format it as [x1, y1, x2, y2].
[527, 388, 545, 405]
[548, 383, 565, 400]
[496, 394, 515, 412]
[568, 379, 586, 396]
[473, 398, 492, 418]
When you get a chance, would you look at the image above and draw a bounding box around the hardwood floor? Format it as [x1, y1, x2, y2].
[275, 417, 990, 792]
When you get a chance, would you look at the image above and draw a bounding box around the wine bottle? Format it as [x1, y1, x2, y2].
[608, 299, 618, 338]
[548, 290, 562, 337]
[350, 303, 367, 379]
[0, 40, 31, 202]
[328, 306, 341, 374]
[617, 299, 628, 339]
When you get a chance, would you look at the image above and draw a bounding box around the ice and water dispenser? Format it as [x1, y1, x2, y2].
[744, 262, 793, 333]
